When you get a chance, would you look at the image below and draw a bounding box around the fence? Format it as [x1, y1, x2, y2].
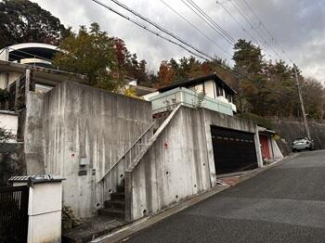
[0, 186, 29, 243]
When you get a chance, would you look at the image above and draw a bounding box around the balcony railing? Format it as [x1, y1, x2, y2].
[148, 87, 234, 116]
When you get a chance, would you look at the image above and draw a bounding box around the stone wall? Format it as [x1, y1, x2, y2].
[272, 118, 325, 153]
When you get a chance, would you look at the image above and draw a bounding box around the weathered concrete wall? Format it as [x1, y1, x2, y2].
[0, 143, 26, 186]
[129, 106, 259, 220]
[272, 118, 325, 152]
[38, 82, 153, 218]
[24, 92, 45, 174]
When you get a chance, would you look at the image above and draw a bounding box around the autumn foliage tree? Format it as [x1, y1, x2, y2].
[156, 61, 174, 88]
[53, 23, 122, 91]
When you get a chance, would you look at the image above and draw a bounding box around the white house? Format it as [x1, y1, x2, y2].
[144, 74, 237, 116]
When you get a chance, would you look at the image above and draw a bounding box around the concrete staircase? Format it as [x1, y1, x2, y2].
[98, 180, 126, 219]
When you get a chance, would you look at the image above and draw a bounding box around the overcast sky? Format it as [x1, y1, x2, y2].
[32, 0, 325, 82]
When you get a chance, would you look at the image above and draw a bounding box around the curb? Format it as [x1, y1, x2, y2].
[92, 155, 295, 243]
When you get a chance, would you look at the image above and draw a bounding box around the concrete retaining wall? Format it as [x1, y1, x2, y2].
[25, 82, 153, 218]
[128, 106, 259, 220]
[272, 119, 325, 153]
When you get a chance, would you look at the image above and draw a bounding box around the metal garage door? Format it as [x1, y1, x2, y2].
[211, 126, 258, 174]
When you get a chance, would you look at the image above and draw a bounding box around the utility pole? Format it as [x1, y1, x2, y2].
[294, 64, 311, 139]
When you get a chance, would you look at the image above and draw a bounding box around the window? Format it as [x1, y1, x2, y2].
[216, 86, 223, 96]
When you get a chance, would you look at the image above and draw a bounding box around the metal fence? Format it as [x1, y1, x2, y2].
[0, 186, 29, 243]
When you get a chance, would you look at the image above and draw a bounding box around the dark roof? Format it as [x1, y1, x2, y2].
[158, 73, 237, 95]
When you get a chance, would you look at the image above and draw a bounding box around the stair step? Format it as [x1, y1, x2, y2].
[104, 200, 125, 209]
[98, 208, 125, 218]
[111, 192, 125, 200]
[116, 185, 125, 193]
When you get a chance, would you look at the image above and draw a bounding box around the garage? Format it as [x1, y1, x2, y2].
[211, 126, 258, 174]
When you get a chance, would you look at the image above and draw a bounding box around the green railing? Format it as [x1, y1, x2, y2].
[148, 87, 234, 116]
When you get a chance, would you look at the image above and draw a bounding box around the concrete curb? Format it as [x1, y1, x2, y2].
[91, 155, 296, 243]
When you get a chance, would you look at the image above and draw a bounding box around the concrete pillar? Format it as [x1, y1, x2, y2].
[10, 175, 65, 243]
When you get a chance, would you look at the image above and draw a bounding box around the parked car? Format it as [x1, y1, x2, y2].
[292, 138, 314, 152]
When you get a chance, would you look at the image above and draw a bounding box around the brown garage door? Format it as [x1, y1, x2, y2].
[211, 126, 258, 174]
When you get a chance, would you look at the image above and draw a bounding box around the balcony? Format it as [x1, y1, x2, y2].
[148, 87, 234, 116]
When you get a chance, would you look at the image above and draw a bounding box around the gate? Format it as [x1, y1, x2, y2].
[0, 186, 29, 243]
[211, 126, 258, 174]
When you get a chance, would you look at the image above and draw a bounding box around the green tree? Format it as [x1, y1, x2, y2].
[301, 77, 325, 119]
[233, 39, 263, 75]
[0, 0, 67, 49]
[53, 23, 121, 91]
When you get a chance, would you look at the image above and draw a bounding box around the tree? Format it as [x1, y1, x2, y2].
[156, 61, 174, 88]
[112, 38, 151, 87]
[233, 39, 263, 75]
[0, 0, 67, 49]
[302, 78, 325, 119]
[53, 23, 122, 91]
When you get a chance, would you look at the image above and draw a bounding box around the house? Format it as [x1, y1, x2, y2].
[0, 42, 59, 67]
[144, 73, 237, 116]
[0, 42, 87, 113]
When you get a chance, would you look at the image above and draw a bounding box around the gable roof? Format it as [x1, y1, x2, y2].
[158, 73, 237, 95]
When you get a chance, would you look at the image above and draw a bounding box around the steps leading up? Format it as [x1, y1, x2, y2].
[98, 179, 125, 219]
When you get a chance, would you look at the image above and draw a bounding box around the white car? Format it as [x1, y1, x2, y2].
[292, 138, 314, 152]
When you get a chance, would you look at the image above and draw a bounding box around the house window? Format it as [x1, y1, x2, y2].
[216, 86, 223, 97]
[226, 93, 233, 103]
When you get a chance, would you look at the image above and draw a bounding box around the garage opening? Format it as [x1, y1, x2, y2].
[211, 126, 258, 174]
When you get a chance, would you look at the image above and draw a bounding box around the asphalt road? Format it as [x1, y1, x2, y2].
[126, 150, 325, 243]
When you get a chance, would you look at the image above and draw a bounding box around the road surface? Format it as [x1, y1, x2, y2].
[126, 150, 325, 243]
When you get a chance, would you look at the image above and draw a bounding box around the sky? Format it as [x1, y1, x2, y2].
[32, 0, 325, 83]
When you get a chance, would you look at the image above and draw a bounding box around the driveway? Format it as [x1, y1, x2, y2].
[126, 150, 325, 243]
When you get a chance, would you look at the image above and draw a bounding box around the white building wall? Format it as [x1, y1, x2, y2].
[0, 48, 9, 61]
[272, 140, 284, 160]
[204, 80, 215, 99]
[8, 72, 22, 86]
[0, 73, 8, 89]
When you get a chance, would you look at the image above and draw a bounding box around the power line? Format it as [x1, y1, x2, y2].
[181, 0, 234, 45]
[216, 0, 260, 46]
[182, 0, 235, 45]
[160, 0, 231, 56]
[187, 0, 236, 44]
[240, 0, 293, 64]
[231, 0, 281, 60]
[91, 0, 211, 61]
[105, 0, 216, 61]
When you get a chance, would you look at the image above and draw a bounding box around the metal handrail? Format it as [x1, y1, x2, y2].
[126, 104, 182, 173]
[98, 120, 157, 183]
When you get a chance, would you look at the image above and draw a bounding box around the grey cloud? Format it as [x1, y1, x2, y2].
[32, 0, 325, 82]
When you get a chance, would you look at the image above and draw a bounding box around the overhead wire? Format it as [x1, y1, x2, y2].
[160, 0, 231, 56]
[181, 0, 235, 45]
[91, 0, 211, 61]
[241, 0, 293, 64]
[230, 0, 281, 59]
[187, 0, 236, 43]
[216, 1, 260, 46]
[104, 0, 216, 60]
